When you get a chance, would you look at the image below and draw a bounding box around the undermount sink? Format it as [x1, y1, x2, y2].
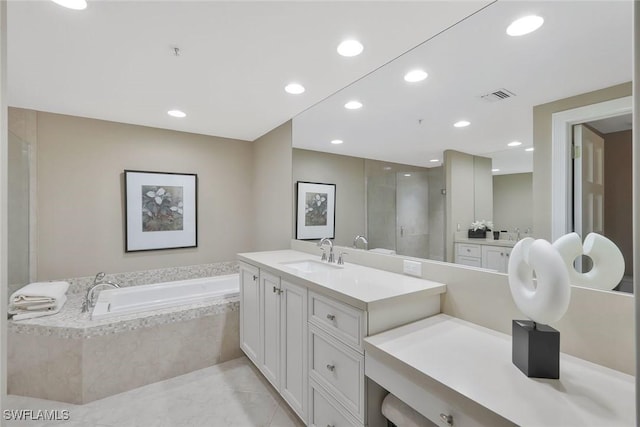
[281, 259, 343, 273]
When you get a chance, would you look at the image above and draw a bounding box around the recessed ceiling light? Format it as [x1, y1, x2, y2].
[285, 83, 305, 95]
[337, 40, 364, 57]
[507, 15, 544, 37]
[404, 69, 428, 83]
[344, 100, 363, 110]
[383, 166, 392, 171]
[508, 141, 522, 147]
[331, 139, 343, 145]
[404, 173, 412, 177]
[51, 0, 87, 10]
[453, 120, 470, 128]
[525, 147, 534, 152]
[430, 159, 440, 163]
[492, 168, 500, 172]
[167, 110, 186, 118]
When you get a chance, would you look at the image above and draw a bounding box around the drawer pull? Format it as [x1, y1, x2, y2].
[326, 364, 335, 372]
[273, 286, 277, 293]
[327, 425, 334, 427]
[466, 248, 471, 252]
[252, 274, 258, 281]
[326, 313, 336, 321]
[440, 413, 453, 426]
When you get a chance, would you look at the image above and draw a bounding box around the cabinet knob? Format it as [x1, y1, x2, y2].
[466, 249, 471, 252]
[326, 314, 336, 321]
[273, 286, 277, 293]
[326, 364, 335, 372]
[252, 275, 258, 281]
[440, 413, 453, 426]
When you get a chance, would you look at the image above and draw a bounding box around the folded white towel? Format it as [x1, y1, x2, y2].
[10, 295, 67, 320]
[9, 281, 69, 320]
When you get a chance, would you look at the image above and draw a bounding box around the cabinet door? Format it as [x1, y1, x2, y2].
[260, 271, 281, 389]
[481, 246, 507, 273]
[504, 248, 512, 273]
[280, 279, 308, 422]
[239, 264, 261, 365]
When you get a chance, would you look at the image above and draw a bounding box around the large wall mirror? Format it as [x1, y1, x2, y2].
[291, 1, 633, 292]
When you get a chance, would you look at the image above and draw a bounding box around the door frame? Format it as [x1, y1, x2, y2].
[551, 96, 632, 241]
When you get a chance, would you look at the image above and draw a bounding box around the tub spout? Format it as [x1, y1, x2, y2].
[82, 274, 121, 313]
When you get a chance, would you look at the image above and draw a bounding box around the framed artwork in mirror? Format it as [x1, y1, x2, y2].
[296, 181, 336, 240]
[124, 170, 198, 252]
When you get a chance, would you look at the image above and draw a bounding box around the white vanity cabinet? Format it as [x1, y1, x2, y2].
[240, 262, 308, 422]
[239, 263, 261, 365]
[239, 250, 446, 427]
[308, 291, 366, 424]
[454, 243, 483, 267]
[481, 245, 511, 273]
[454, 242, 513, 273]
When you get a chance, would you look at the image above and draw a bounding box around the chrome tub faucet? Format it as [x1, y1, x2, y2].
[82, 272, 121, 313]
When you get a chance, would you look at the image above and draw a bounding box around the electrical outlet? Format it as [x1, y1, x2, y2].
[403, 260, 422, 277]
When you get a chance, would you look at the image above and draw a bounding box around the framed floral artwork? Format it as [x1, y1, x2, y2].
[295, 181, 336, 240]
[124, 170, 198, 252]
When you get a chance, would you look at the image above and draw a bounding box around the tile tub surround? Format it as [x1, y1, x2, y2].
[8, 293, 241, 404]
[8, 260, 239, 296]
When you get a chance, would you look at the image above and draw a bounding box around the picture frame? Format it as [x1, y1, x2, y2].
[124, 170, 198, 252]
[296, 181, 336, 240]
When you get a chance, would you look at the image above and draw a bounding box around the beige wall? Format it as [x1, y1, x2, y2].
[493, 173, 533, 234]
[532, 82, 632, 241]
[292, 148, 365, 247]
[253, 121, 293, 251]
[603, 129, 633, 276]
[36, 112, 255, 279]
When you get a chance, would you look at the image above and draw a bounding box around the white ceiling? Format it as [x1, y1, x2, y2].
[292, 1, 633, 175]
[7, 0, 493, 141]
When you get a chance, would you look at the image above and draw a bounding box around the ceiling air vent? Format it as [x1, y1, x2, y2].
[480, 88, 516, 102]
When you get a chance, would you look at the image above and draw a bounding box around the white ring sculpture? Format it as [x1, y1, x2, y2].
[552, 232, 625, 291]
[508, 238, 571, 325]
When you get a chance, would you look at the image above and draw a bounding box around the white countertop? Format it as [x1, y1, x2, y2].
[238, 250, 446, 311]
[455, 238, 516, 248]
[364, 314, 635, 426]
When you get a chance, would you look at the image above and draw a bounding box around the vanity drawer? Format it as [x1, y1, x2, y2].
[309, 380, 361, 427]
[456, 243, 481, 258]
[309, 291, 365, 352]
[309, 325, 365, 422]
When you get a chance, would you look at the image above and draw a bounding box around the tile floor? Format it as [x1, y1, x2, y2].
[3, 357, 305, 427]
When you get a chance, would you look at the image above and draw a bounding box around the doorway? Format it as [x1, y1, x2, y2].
[551, 95, 633, 293]
[572, 115, 633, 292]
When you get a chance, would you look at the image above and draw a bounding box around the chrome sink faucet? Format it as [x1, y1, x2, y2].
[318, 237, 335, 263]
[82, 272, 121, 313]
[353, 235, 368, 250]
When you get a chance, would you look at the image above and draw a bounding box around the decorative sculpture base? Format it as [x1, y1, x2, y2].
[512, 320, 559, 379]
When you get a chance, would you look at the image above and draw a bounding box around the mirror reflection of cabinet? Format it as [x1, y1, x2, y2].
[454, 242, 512, 273]
[481, 246, 511, 273]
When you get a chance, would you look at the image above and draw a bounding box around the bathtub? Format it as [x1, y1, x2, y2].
[91, 274, 239, 320]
